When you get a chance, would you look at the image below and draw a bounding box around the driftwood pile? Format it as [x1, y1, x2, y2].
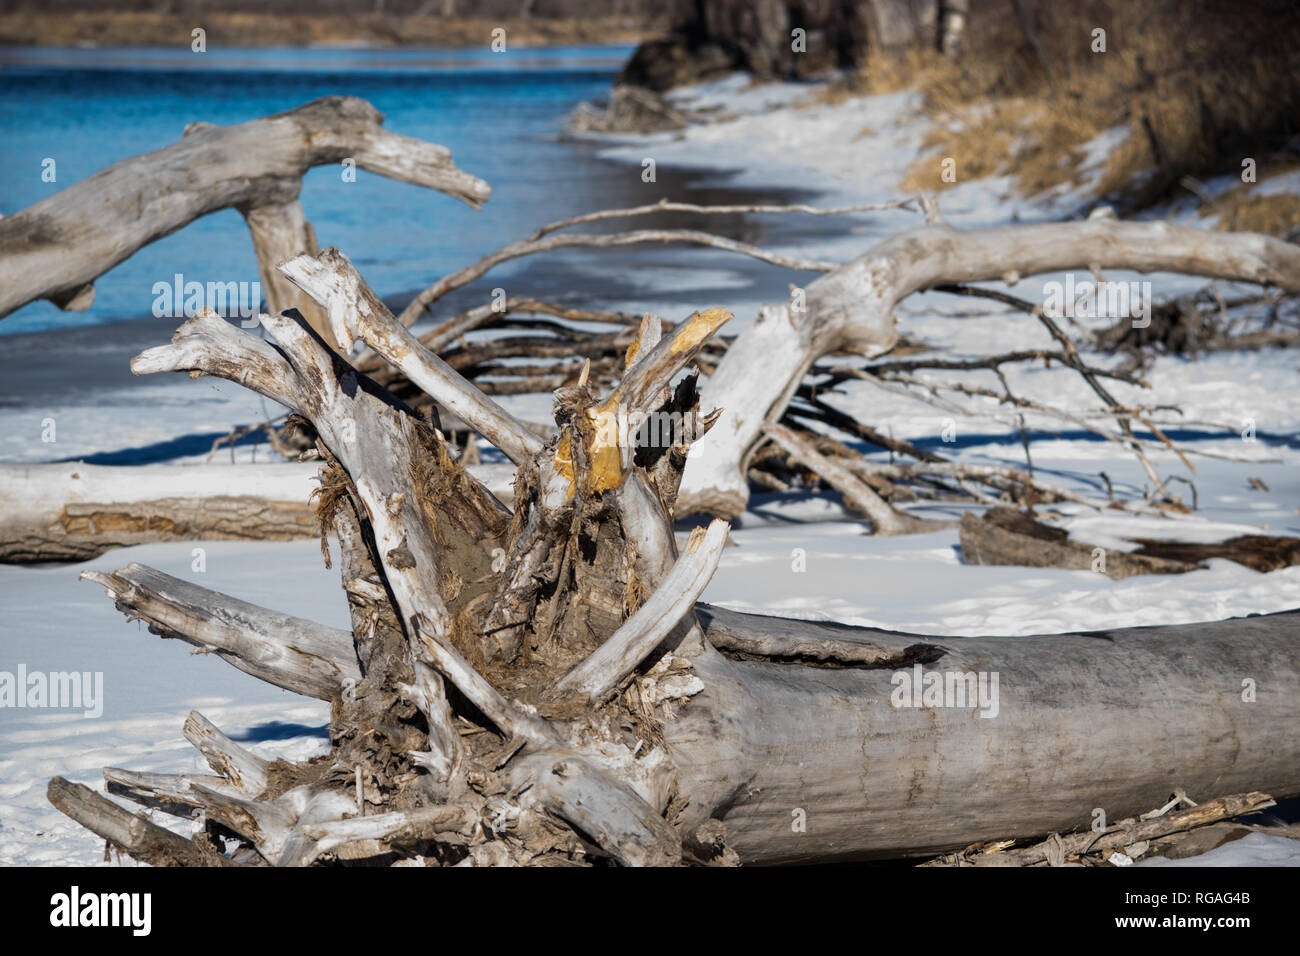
[46, 249, 1300, 866]
[5, 97, 1300, 565]
[4, 98, 1299, 864]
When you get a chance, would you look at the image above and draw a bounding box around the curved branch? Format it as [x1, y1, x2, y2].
[397, 230, 836, 327]
[0, 96, 489, 323]
[678, 218, 1300, 517]
[526, 196, 920, 239]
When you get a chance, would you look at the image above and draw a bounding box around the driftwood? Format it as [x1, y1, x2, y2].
[1129, 534, 1300, 572]
[959, 508, 1200, 579]
[9, 112, 1296, 530]
[0, 460, 516, 563]
[396, 201, 1295, 518]
[47, 777, 238, 868]
[0, 462, 317, 563]
[960, 507, 1300, 579]
[1094, 285, 1300, 356]
[81, 563, 359, 700]
[923, 790, 1277, 866]
[51, 249, 1300, 866]
[0, 96, 488, 347]
[674, 213, 1300, 517]
[762, 421, 952, 534]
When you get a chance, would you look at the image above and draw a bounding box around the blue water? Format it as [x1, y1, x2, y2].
[0, 45, 643, 334]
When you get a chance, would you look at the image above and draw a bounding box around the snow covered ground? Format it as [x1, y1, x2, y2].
[3, 75, 1299, 866]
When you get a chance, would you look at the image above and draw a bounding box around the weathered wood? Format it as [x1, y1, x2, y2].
[670, 606, 1300, 863]
[294, 804, 479, 866]
[50, 251, 1300, 869]
[240, 198, 330, 344]
[0, 462, 317, 563]
[47, 777, 236, 867]
[763, 421, 950, 534]
[82, 550, 1300, 866]
[397, 661, 464, 786]
[508, 752, 682, 867]
[554, 520, 727, 704]
[0, 460, 519, 565]
[184, 711, 273, 797]
[928, 790, 1277, 866]
[81, 562, 359, 700]
[103, 767, 242, 819]
[1129, 533, 1300, 572]
[960, 509, 1300, 577]
[697, 603, 940, 666]
[0, 96, 489, 345]
[270, 790, 361, 867]
[278, 248, 544, 465]
[959, 508, 1203, 579]
[677, 218, 1300, 517]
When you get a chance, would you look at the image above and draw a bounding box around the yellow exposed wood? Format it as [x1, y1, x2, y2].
[584, 400, 624, 494]
[670, 307, 732, 355]
[553, 431, 576, 500]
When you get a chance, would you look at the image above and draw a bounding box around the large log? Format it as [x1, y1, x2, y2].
[0, 460, 517, 564]
[0, 462, 318, 563]
[679, 605, 1300, 862]
[69, 567, 1300, 863]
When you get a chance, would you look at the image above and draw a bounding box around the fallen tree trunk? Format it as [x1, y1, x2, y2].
[52, 249, 1300, 866]
[675, 213, 1300, 517]
[0, 462, 318, 563]
[0, 460, 517, 563]
[0, 96, 489, 346]
[680, 605, 1300, 862]
[959, 507, 1201, 579]
[959, 507, 1300, 578]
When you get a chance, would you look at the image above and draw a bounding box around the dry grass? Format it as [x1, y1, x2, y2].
[900, 98, 1096, 195]
[874, 0, 1300, 209]
[0, 11, 658, 49]
[1202, 176, 1300, 237]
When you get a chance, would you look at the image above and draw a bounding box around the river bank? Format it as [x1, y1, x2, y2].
[0, 12, 660, 51]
